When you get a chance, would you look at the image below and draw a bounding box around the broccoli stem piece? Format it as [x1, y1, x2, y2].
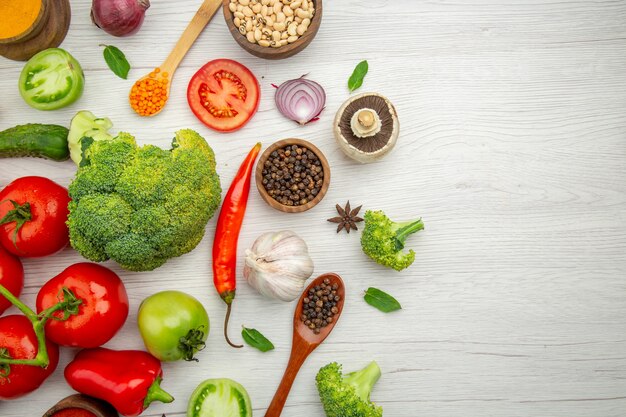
[343, 361, 381, 403]
[393, 219, 424, 251]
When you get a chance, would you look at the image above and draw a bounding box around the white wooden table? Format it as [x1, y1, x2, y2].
[2, 0, 626, 416]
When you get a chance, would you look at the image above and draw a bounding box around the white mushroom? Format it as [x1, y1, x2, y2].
[333, 93, 399, 163]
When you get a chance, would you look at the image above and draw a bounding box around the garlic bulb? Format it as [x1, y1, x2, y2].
[244, 231, 314, 301]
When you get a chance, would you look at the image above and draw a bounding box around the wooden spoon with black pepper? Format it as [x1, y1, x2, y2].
[264, 273, 345, 417]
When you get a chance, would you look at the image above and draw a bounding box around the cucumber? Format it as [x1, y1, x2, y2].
[0, 123, 70, 161]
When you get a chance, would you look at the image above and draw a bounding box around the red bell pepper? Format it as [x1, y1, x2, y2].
[64, 348, 173, 417]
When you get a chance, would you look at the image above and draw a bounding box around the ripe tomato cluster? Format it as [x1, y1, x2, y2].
[0, 176, 129, 400]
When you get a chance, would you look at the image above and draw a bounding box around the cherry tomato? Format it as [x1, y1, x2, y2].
[138, 291, 209, 362]
[0, 245, 23, 314]
[36, 263, 129, 348]
[0, 315, 59, 400]
[187, 59, 260, 132]
[0, 176, 70, 257]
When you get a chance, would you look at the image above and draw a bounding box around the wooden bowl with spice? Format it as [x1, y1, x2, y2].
[222, 0, 322, 60]
[255, 138, 330, 213]
[42, 394, 119, 417]
[0, 0, 71, 61]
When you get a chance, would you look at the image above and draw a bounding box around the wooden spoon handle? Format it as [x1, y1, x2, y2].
[162, 0, 222, 71]
[264, 344, 312, 417]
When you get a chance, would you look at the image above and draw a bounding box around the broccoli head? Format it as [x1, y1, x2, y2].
[316, 361, 382, 417]
[67, 129, 221, 271]
[360, 210, 424, 271]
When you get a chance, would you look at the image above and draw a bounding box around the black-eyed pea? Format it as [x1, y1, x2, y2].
[239, 25, 246, 35]
[240, 0, 250, 5]
[245, 19, 253, 31]
[287, 35, 298, 43]
[243, 6, 254, 16]
[276, 11, 286, 22]
[237, 4, 244, 12]
[295, 8, 308, 19]
[288, 22, 297, 36]
[234, 17, 241, 26]
[280, 39, 289, 46]
[281, 31, 289, 39]
[234, 11, 245, 19]
[272, 31, 281, 41]
[273, 2, 282, 14]
[295, 16, 303, 23]
[290, 1, 302, 9]
[296, 23, 307, 35]
[302, 0, 308, 10]
[252, 3, 262, 13]
[271, 40, 281, 48]
[262, 27, 272, 37]
[229, 2, 237, 12]
[262, 0, 270, 5]
[246, 31, 256, 43]
[302, 17, 310, 27]
[283, 6, 294, 16]
[261, 4, 268, 15]
[254, 28, 262, 41]
[273, 21, 286, 31]
[259, 39, 271, 47]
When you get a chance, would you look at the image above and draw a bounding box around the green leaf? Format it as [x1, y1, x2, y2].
[348, 60, 368, 92]
[364, 287, 402, 313]
[101, 45, 130, 79]
[241, 326, 274, 352]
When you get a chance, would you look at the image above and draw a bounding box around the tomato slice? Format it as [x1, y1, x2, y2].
[187, 59, 260, 132]
[18, 48, 84, 111]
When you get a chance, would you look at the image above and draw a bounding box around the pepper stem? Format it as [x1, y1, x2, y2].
[223, 301, 243, 349]
[144, 376, 174, 409]
[0, 284, 82, 372]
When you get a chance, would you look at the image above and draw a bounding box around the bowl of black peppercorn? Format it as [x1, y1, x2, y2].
[255, 138, 330, 213]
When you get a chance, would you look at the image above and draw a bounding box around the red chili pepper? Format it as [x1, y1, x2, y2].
[212, 142, 262, 348]
[64, 348, 173, 417]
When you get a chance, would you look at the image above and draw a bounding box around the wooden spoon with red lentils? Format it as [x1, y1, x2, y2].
[129, 0, 222, 117]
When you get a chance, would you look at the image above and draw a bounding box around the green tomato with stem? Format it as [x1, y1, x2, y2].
[138, 290, 209, 362]
[19, 48, 84, 111]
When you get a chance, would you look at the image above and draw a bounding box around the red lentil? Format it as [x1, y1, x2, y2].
[129, 68, 169, 116]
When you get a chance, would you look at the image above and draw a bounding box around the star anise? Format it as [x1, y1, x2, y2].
[327, 201, 364, 233]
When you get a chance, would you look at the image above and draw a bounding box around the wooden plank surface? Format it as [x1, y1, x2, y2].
[1, 0, 626, 416]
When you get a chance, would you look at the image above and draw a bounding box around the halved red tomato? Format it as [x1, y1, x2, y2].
[187, 59, 260, 132]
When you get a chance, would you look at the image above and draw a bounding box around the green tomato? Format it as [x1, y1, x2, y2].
[138, 290, 209, 362]
[19, 48, 84, 111]
[187, 379, 252, 417]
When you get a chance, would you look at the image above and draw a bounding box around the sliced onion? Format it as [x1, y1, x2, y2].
[275, 76, 326, 125]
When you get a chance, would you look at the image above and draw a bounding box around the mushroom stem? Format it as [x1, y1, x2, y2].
[351, 108, 381, 138]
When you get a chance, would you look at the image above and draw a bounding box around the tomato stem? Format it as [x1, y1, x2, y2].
[0, 199, 32, 250]
[0, 284, 82, 370]
[224, 303, 242, 349]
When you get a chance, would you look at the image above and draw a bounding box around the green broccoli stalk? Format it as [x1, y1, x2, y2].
[316, 361, 382, 417]
[360, 210, 424, 271]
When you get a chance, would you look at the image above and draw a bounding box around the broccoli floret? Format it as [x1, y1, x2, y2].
[316, 361, 382, 417]
[67, 128, 221, 271]
[360, 210, 424, 271]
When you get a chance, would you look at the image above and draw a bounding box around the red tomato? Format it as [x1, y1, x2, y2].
[36, 263, 129, 348]
[0, 315, 59, 400]
[187, 59, 260, 132]
[0, 176, 70, 257]
[0, 245, 23, 314]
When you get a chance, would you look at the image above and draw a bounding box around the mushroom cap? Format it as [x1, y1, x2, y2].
[333, 92, 399, 163]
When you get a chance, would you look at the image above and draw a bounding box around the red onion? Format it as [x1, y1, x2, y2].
[91, 0, 150, 37]
[274, 76, 326, 125]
